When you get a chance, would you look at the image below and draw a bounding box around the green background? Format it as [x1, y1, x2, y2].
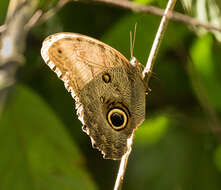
[1, 0, 221, 189]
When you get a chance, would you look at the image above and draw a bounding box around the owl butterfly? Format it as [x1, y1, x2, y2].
[41, 33, 147, 160]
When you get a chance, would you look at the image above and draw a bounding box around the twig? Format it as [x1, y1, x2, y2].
[114, 1, 176, 189]
[25, 0, 70, 29]
[25, 9, 43, 30]
[114, 133, 134, 190]
[72, 0, 221, 33]
[26, 0, 221, 34]
[142, 0, 177, 82]
[0, 24, 7, 33]
[0, 0, 38, 114]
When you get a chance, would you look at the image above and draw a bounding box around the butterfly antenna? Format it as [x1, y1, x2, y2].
[132, 23, 137, 58]
[130, 30, 133, 58]
[130, 23, 137, 59]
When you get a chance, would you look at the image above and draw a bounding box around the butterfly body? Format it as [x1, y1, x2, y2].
[41, 33, 146, 160]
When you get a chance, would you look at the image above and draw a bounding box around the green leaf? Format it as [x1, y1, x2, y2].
[0, 0, 9, 24]
[102, 13, 188, 64]
[128, 115, 221, 190]
[181, 0, 221, 42]
[38, 0, 60, 10]
[102, 14, 163, 64]
[214, 145, 221, 172]
[190, 34, 221, 110]
[133, 0, 155, 4]
[135, 115, 170, 145]
[0, 84, 97, 190]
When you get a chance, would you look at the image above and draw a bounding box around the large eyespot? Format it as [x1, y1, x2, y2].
[107, 108, 128, 130]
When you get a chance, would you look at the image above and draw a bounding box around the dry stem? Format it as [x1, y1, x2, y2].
[114, 0, 177, 189]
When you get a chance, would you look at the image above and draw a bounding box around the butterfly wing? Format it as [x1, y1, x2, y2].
[41, 33, 145, 160]
[41, 33, 130, 93]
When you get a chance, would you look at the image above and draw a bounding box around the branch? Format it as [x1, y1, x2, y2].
[23, 0, 221, 34]
[0, 0, 38, 114]
[114, 134, 134, 190]
[114, 1, 176, 189]
[25, 0, 70, 29]
[72, 0, 221, 33]
[0, 24, 7, 33]
[142, 0, 176, 82]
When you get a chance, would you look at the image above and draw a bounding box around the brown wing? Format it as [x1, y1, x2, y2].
[41, 33, 135, 159]
[41, 32, 130, 95]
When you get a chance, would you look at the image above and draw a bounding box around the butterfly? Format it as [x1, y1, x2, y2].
[41, 32, 147, 160]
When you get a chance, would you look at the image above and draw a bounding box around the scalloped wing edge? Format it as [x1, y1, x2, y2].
[40, 32, 127, 159]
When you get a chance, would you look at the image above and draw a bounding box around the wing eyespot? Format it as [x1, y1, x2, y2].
[57, 49, 62, 54]
[107, 108, 128, 130]
[102, 73, 111, 83]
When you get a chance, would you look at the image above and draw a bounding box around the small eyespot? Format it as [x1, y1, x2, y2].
[107, 108, 128, 130]
[57, 49, 62, 54]
[102, 73, 111, 83]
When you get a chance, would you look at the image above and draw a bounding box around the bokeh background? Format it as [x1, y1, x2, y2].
[1, 0, 221, 189]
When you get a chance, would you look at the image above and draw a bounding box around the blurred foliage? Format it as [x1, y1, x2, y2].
[181, 0, 221, 42]
[0, 84, 97, 190]
[0, 0, 9, 23]
[134, 0, 155, 5]
[135, 114, 169, 145]
[38, 0, 60, 10]
[1, 0, 221, 190]
[190, 34, 221, 110]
